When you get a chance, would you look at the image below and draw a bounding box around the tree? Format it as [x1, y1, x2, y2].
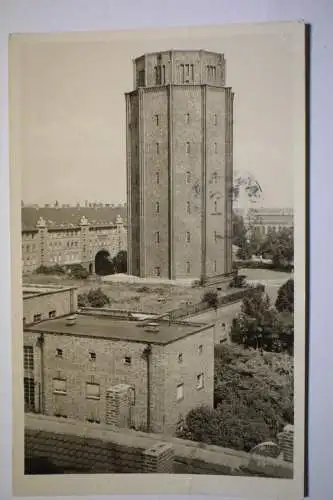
[202, 290, 219, 310]
[112, 250, 127, 274]
[259, 227, 294, 268]
[232, 212, 247, 248]
[176, 344, 294, 452]
[230, 286, 281, 351]
[275, 279, 294, 313]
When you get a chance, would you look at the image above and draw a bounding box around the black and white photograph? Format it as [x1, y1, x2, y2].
[10, 21, 307, 499]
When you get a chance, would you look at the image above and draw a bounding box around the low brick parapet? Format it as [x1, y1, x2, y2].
[25, 413, 293, 477]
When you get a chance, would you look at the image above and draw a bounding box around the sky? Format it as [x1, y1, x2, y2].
[14, 26, 299, 209]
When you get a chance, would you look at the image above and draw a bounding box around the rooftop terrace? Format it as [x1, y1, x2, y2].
[25, 312, 211, 345]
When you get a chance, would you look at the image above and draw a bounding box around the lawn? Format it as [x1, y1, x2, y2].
[23, 273, 220, 314]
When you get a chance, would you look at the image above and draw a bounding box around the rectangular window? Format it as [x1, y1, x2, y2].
[214, 142, 218, 154]
[176, 383, 184, 401]
[156, 142, 160, 154]
[185, 171, 191, 184]
[186, 261, 191, 273]
[137, 69, 145, 86]
[124, 356, 132, 365]
[155, 266, 161, 277]
[24, 346, 34, 371]
[154, 65, 160, 84]
[53, 378, 67, 395]
[33, 314, 41, 323]
[213, 113, 218, 125]
[129, 387, 136, 406]
[24, 377, 35, 412]
[178, 353, 183, 363]
[155, 201, 160, 213]
[197, 373, 204, 390]
[186, 201, 191, 214]
[186, 231, 191, 243]
[198, 344, 203, 354]
[86, 383, 100, 400]
[185, 142, 190, 154]
[89, 351, 96, 361]
[49, 310, 56, 319]
[156, 171, 160, 184]
[185, 113, 190, 124]
[56, 348, 63, 358]
[155, 231, 160, 244]
[154, 114, 159, 126]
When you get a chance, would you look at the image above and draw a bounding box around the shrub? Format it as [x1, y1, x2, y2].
[67, 264, 89, 280]
[177, 344, 294, 452]
[275, 279, 294, 313]
[78, 288, 110, 308]
[202, 290, 218, 309]
[35, 264, 66, 275]
[229, 274, 247, 288]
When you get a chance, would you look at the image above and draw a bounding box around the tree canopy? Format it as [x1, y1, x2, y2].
[275, 278, 294, 313]
[259, 227, 294, 268]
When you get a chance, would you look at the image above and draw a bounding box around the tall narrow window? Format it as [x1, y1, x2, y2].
[185, 142, 190, 154]
[155, 201, 160, 213]
[186, 231, 191, 243]
[214, 142, 218, 154]
[186, 261, 191, 273]
[156, 171, 160, 184]
[213, 113, 218, 125]
[186, 201, 191, 214]
[196, 373, 204, 390]
[156, 142, 160, 154]
[137, 70, 145, 87]
[154, 114, 159, 126]
[155, 266, 161, 277]
[24, 346, 34, 371]
[161, 64, 166, 84]
[213, 230, 217, 243]
[176, 383, 184, 401]
[212, 172, 218, 184]
[155, 231, 160, 244]
[214, 260, 217, 272]
[185, 171, 191, 184]
[214, 200, 218, 213]
[185, 113, 190, 124]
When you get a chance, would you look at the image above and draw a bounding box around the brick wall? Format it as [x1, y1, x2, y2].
[23, 288, 77, 325]
[23, 326, 214, 434]
[24, 414, 293, 477]
[277, 425, 294, 463]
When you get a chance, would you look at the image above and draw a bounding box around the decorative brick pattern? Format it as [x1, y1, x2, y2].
[277, 424, 294, 463]
[106, 384, 131, 428]
[142, 442, 174, 473]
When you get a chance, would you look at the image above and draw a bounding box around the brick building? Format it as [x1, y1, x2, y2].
[23, 311, 214, 435]
[23, 284, 78, 326]
[21, 205, 127, 274]
[126, 50, 234, 283]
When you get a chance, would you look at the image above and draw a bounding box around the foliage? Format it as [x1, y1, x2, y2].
[230, 285, 293, 354]
[232, 213, 247, 249]
[66, 263, 89, 280]
[35, 264, 66, 275]
[275, 279, 294, 313]
[176, 344, 294, 452]
[202, 290, 218, 310]
[259, 227, 294, 268]
[229, 274, 247, 288]
[78, 288, 110, 308]
[112, 250, 127, 274]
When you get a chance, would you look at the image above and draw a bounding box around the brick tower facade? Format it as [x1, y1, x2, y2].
[125, 50, 234, 283]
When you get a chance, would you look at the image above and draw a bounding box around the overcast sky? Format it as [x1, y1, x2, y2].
[15, 26, 300, 209]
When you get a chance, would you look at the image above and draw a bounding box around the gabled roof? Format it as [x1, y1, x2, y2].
[21, 205, 127, 230]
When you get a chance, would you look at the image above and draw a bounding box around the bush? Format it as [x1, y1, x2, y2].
[35, 264, 66, 275]
[177, 344, 294, 452]
[229, 274, 247, 288]
[78, 288, 110, 308]
[275, 279, 294, 313]
[202, 290, 218, 309]
[67, 264, 89, 280]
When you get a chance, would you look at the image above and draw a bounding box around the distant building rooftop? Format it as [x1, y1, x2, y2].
[25, 312, 211, 345]
[23, 284, 77, 300]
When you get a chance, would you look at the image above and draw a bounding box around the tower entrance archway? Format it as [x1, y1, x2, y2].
[94, 250, 114, 276]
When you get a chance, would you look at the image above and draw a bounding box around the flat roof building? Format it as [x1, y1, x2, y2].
[24, 312, 215, 435]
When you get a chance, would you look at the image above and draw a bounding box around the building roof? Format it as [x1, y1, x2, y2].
[21, 205, 127, 230]
[25, 312, 212, 345]
[23, 284, 77, 300]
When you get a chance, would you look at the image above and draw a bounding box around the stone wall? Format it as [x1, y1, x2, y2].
[25, 414, 293, 477]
